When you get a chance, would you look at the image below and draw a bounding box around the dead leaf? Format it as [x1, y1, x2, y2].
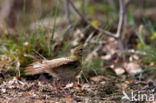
[65, 83, 74, 89]
[114, 67, 125, 75]
[124, 62, 142, 75]
[64, 96, 74, 103]
[1, 88, 6, 93]
[90, 75, 105, 82]
[129, 55, 139, 61]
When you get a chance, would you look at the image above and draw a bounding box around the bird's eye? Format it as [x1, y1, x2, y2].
[80, 48, 83, 51]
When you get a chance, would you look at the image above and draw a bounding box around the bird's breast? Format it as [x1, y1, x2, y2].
[53, 61, 81, 80]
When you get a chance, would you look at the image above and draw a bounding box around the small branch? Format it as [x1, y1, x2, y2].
[114, 0, 126, 59]
[68, 0, 88, 22]
[93, 26, 116, 38]
[89, 40, 106, 45]
[115, 0, 125, 38]
[68, 0, 116, 38]
[84, 32, 94, 47]
[24, 54, 39, 60]
[68, 0, 126, 39]
[33, 50, 47, 60]
[67, 0, 126, 58]
[117, 38, 125, 53]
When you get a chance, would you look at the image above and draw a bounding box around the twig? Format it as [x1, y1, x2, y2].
[124, 0, 130, 27]
[16, 60, 20, 77]
[89, 40, 106, 45]
[93, 26, 116, 38]
[114, 0, 126, 58]
[115, 0, 125, 38]
[33, 49, 47, 60]
[84, 32, 94, 47]
[81, 71, 89, 83]
[67, 0, 116, 38]
[67, 0, 127, 40]
[68, 0, 127, 57]
[68, 0, 88, 22]
[23, 53, 39, 60]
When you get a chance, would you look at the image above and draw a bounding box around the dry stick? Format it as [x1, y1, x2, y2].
[68, 0, 116, 38]
[24, 54, 39, 60]
[84, 32, 94, 47]
[16, 59, 21, 77]
[123, 0, 130, 27]
[90, 40, 106, 45]
[115, 0, 126, 58]
[116, 0, 124, 38]
[68, 0, 126, 58]
[33, 49, 47, 60]
[68, 0, 126, 40]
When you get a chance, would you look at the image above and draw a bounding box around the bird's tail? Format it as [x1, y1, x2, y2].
[25, 61, 46, 75]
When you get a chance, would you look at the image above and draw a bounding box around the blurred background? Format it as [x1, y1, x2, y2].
[0, 0, 156, 79]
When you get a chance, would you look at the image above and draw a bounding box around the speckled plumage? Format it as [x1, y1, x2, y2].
[25, 45, 84, 81]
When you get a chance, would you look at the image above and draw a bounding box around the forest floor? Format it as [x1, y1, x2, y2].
[0, 72, 156, 103]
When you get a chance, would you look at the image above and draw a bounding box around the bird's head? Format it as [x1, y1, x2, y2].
[71, 45, 84, 57]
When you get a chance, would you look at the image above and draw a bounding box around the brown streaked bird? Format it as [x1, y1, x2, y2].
[25, 45, 84, 82]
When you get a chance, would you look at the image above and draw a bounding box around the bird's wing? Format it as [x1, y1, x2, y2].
[46, 57, 81, 80]
[25, 57, 80, 77]
[44, 57, 77, 69]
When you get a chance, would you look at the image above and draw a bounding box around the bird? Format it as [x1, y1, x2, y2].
[25, 45, 84, 83]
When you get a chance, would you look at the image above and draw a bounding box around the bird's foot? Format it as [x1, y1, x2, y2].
[52, 80, 70, 97]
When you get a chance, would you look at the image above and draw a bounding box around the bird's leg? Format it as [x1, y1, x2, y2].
[52, 80, 69, 96]
[76, 71, 83, 85]
[58, 80, 70, 97]
[52, 79, 59, 94]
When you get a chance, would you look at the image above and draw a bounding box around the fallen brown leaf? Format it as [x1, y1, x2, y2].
[124, 62, 142, 75]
